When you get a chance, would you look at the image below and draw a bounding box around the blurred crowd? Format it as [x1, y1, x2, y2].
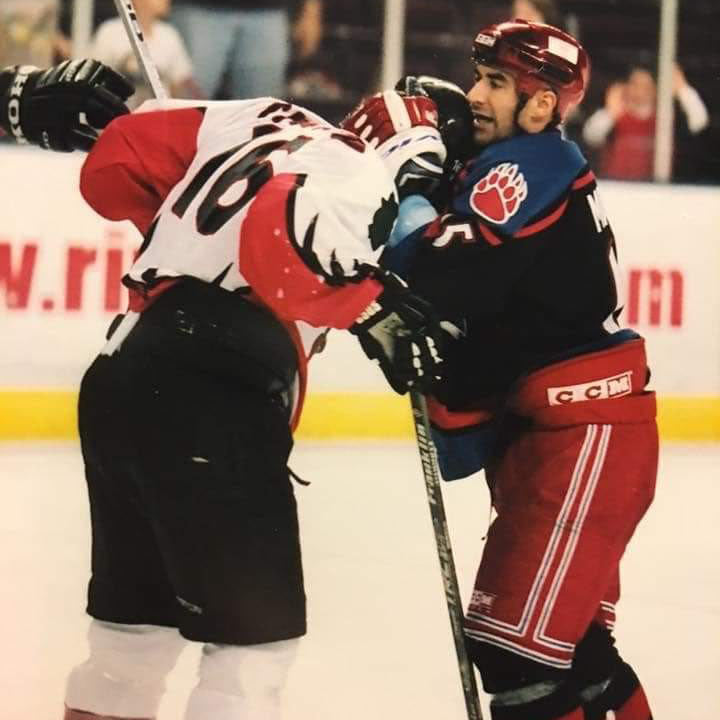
[582, 64, 708, 181]
[1, 0, 717, 183]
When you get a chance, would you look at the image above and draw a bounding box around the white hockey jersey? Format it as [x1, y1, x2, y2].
[80, 97, 399, 345]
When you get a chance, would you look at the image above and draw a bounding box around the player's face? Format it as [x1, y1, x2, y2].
[467, 64, 520, 146]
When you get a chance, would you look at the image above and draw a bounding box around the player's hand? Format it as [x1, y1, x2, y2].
[340, 91, 447, 199]
[2, 59, 134, 152]
[395, 75, 475, 166]
[351, 267, 444, 394]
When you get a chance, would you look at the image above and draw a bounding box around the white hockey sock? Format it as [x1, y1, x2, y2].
[65, 620, 186, 718]
[184, 638, 300, 720]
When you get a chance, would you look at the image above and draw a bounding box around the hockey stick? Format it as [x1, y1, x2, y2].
[409, 390, 484, 720]
[112, 0, 168, 100]
[100, 0, 169, 356]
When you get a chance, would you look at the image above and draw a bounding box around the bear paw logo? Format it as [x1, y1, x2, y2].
[470, 162, 528, 224]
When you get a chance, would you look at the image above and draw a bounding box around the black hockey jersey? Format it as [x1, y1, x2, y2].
[403, 129, 621, 409]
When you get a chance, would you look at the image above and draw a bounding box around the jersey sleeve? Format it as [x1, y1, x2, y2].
[406, 135, 589, 317]
[79, 106, 205, 234]
[454, 134, 586, 236]
[239, 172, 383, 329]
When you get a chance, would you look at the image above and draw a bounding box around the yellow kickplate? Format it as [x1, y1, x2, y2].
[0, 391, 718, 442]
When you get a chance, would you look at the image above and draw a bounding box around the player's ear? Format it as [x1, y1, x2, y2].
[518, 89, 558, 133]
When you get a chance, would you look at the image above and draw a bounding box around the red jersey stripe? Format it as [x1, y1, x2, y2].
[513, 198, 569, 239]
[572, 169, 595, 189]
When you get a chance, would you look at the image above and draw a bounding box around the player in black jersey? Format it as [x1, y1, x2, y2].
[0, 59, 132, 151]
[344, 20, 657, 720]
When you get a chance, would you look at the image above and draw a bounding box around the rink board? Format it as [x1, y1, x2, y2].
[1, 148, 719, 441]
[0, 390, 718, 442]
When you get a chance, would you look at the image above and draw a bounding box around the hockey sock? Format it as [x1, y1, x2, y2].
[184, 638, 299, 720]
[582, 661, 653, 720]
[64, 620, 185, 719]
[466, 637, 584, 720]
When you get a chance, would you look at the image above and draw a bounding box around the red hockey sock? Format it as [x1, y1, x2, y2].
[614, 683, 653, 720]
[582, 661, 653, 720]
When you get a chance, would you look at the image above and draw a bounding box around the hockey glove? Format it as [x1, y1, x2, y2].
[0, 59, 134, 152]
[340, 91, 447, 200]
[351, 267, 444, 394]
[395, 75, 475, 168]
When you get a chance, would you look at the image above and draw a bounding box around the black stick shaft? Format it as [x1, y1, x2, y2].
[410, 391, 483, 720]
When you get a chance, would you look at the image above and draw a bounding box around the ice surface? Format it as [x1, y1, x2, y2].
[1, 441, 718, 719]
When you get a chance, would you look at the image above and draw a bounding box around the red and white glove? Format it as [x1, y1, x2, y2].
[340, 91, 447, 198]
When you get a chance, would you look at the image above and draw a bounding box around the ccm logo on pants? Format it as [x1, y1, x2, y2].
[547, 371, 633, 405]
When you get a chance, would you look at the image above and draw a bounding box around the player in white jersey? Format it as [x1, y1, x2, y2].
[62, 95, 447, 720]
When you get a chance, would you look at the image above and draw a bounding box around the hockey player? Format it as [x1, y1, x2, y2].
[61, 95, 447, 720]
[343, 20, 657, 720]
[0, 58, 133, 151]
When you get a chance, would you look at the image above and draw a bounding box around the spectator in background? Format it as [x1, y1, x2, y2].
[510, 0, 561, 27]
[55, 0, 121, 61]
[172, 0, 323, 100]
[582, 64, 709, 181]
[90, 0, 200, 109]
[0, 0, 58, 68]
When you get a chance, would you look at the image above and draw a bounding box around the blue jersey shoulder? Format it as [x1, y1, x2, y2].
[454, 131, 587, 235]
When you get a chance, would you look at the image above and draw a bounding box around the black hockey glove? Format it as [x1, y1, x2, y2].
[0, 59, 134, 152]
[351, 268, 444, 395]
[395, 75, 475, 168]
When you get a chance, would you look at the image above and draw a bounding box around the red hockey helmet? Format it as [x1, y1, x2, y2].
[472, 19, 590, 119]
